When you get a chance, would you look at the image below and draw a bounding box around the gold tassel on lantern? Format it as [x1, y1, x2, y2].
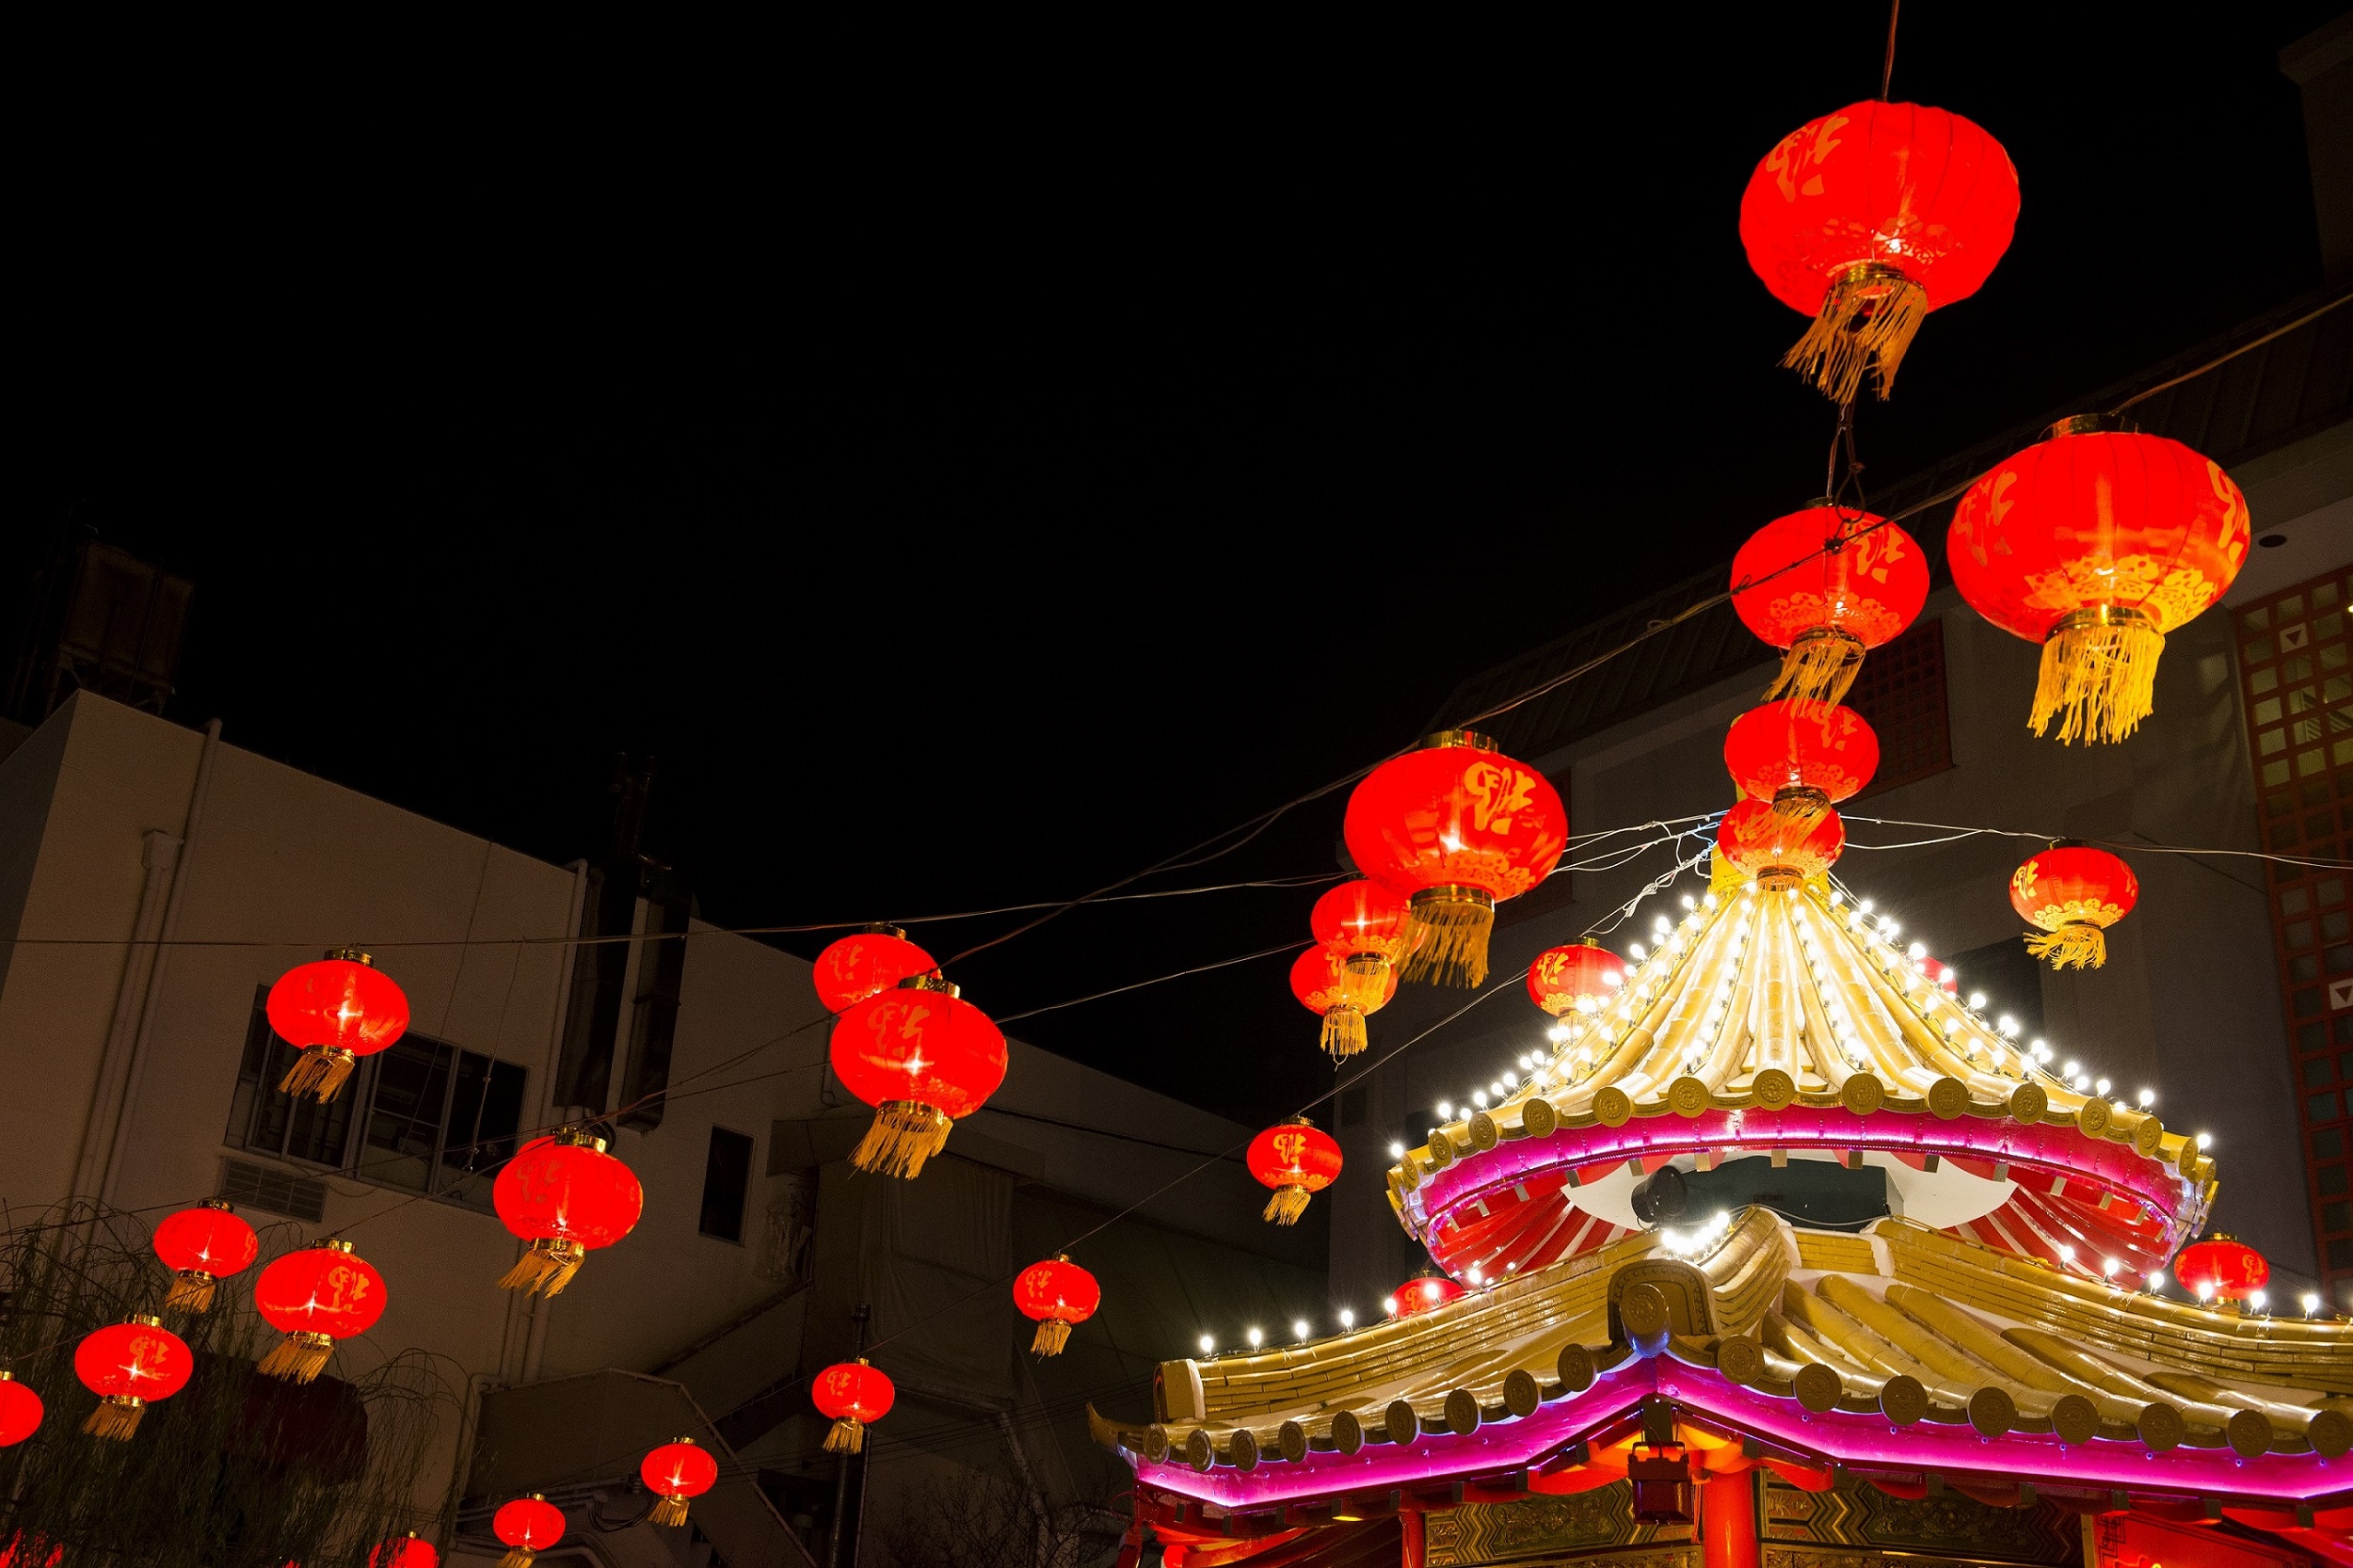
[279, 1046, 359, 1103]
[1782, 262, 1929, 404]
[82, 1396, 146, 1440]
[1401, 886, 1494, 988]
[824, 1416, 866, 1455]
[1769, 787, 1830, 828]
[1320, 1006, 1368, 1060]
[851, 1100, 952, 1179]
[1262, 1184, 1314, 1226]
[1763, 625, 1866, 709]
[498, 1550, 536, 1568]
[499, 1238, 588, 1298]
[2025, 921, 2107, 970]
[258, 1329, 336, 1384]
[649, 1494, 691, 1528]
[1030, 1318, 1073, 1356]
[165, 1271, 217, 1313]
[2032, 606, 2164, 745]
[1337, 952, 1393, 1013]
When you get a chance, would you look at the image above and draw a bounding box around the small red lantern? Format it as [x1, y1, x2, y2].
[2009, 843, 2137, 970]
[0, 1373, 42, 1446]
[641, 1436, 719, 1528]
[253, 1240, 386, 1384]
[1248, 1117, 1342, 1226]
[1013, 1255, 1101, 1357]
[1309, 877, 1418, 1000]
[73, 1315, 192, 1439]
[1343, 731, 1568, 986]
[1290, 945, 1398, 1061]
[1741, 100, 2020, 403]
[1717, 800, 1845, 885]
[812, 924, 936, 1014]
[1385, 1270, 1467, 1319]
[268, 949, 409, 1103]
[1950, 417, 2250, 744]
[152, 1199, 259, 1313]
[491, 1495, 565, 1568]
[1732, 504, 1930, 706]
[368, 1535, 438, 1568]
[829, 975, 1007, 1179]
[2174, 1234, 2269, 1304]
[1722, 700, 1879, 826]
[1527, 941, 1626, 1019]
[493, 1130, 645, 1297]
[814, 1359, 895, 1454]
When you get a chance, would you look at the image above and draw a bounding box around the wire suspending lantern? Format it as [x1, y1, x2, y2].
[811, 923, 936, 1013]
[2174, 1234, 2269, 1304]
[1722, 699, 1879, 827]
[1732, 504, 1929, 707]
[1716, 800, 1846, 887]
[1248, 1117, 1342, 1226]
[491, 1495, 565, 1568]
[1013, 1255, 1100, 1357]
[1949, 416, 2251, 744]
[1343, 731, 1567, 987]
[814, 1359, 895, 1454]
[641, 1436, 719, 1528]
[268, 949, 410, 1103]
[73, 1315, 192, 1439]
[0, 1374, 41, 1447]
[1289, 945, 1396, 1061]
[1740, 101, 2020, 403]
[253, 1240, 386, 1383]
[2009, 842, 2137, 970]
[151, 1199, 258, 1313]
[828, 974, 1008, 1178]
[493, 1130, 645, 1297]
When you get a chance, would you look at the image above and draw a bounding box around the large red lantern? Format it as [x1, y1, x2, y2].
[493, 1130, 645, 1297]
[0, 1373, 41, 1447]
[2174, 1234, 2269, 1304]
[1741, 100, 2020, 403]
[73, 1315, 192, 1439]
[1013, 1255, 1101, 1357]
[152, 1199, 259, 1313]
[1723, 699, 1879, 826]
[814, 1359, 894, 1454]
[1248, 1117, 1342, 1226]
[829, 975, 1007, 1179]
[1343, 731, 1568, 986]
[1950, 418, 2251, 744]
[253, 1240, 386, 1384]
[2009, 843, 2137, 970]
[1385, 1270, 1468, 1319]
[369, 1535, 438, 1568]
[1290, 944, 1398, 1061]
[1717, 800, 1845, 885]
[812, 924, 936, 1014]
[491, 1495, 565, 1568]
[641, 1436, 720, 1528]
[268, 949, 409, 1103]
[1527, 941, 1626, 1019]
[1732, 505, 1929, 707]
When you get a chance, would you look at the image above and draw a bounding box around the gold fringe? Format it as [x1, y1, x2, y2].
[824, 1416, 865, 1454]
[1336, 955, 1391, 1014]
[649, 1494, 690, 1528]
[165, 1272, 216, 1313]
[2031, 616, 2165, 744]
[1262, 1185, 1313, 1226]
[1400, 894, 1493, 988]
[1769, 788, 1829, 828]
[1320, 1007, 1368, 1060]
[1782, 264, 1930, 403]
[82, 1397, 144, 1440]
[851, 1101, 952, 1180]
[1763, 628, 1864, 709]
[1031, 1318, 1072, 1356]
[257, 1330, 334, 1384]
[499, 1239, 587, 1298]
[2025, 922, 2107, 970]
[278, 1047, 357, 1103]
[497, 1551, 536, 1568]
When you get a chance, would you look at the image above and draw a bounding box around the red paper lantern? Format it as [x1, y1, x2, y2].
[1307, 877, 1417, 1043]
[1248, 1117, 1342, 1227]
[2009, 843, 2137, 970]
[368, 1535, 438, 1568]
[1717, 800, 1845, 885]
[1343, 731, 1568, 986]
[1527, 942, 1626, 1019]
[1950, 418, 2251, 744]
[814, 1359, 895, 1454]
[812, 924, 936, 1014]
[641, 1436, 719, 1528]
[1013, 1255, 1101, 1357]
[253, 1240, 386, 1384]
[1385, 1270, 1467, 1319]
[1732, 505, 1929, 706]
[493, 1130, 645, 1297]
[1723, 700, 1879, 826]
[1740, 100, 2020, 403]
[2174, 1234, 2268, 1304]
[1290, 945, 1398, 1061]
[829, 975, 1007, 1179]
[73, 1315, 192, 1439]
[491, 1495, 565, 1568]
[152, 1199, 259, 1313]
[267, 949, 409, 1103]
[0, 1373, 41, 1447]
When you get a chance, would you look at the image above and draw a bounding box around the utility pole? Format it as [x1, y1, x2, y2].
[827, 1304, 871, 1568]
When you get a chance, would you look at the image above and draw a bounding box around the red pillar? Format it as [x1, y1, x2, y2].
[1400, 1507, 1425, 1568]
[1702, 1472, 1759, 1568]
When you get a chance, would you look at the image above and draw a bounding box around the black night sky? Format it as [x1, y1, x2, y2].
[14, 7, 2345, 1125]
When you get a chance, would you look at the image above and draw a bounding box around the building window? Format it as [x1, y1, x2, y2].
[699, 1127, 754, 1242]
[1843, 616, 1952, 795]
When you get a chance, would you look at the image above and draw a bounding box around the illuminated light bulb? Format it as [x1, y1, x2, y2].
[2195, 1282, 2215, 1304]
[1998, 1017, 2020, 1037]
[2073, 1075, 2091, 1092]
[1472, 1090, 1489, 1109]
[1942, 1017, 1960, 1035]
[1436, 1101, 1453, 1120]
[2057, 1244, 2075, 1264]
[1968, 991, 1988, 1010]
[1421, 1282, 1442, 1302]
[2102, 1257, 2121, 1278]
[1388, 1142, 1406, 1159]
[1384, 1297, 1398, 1316]
[1629, 943, 1647, 960]
[2147, 1272, 2165, 1291]
[1908, 941, 1927, 959]
[1199, 1334, 1215, 1354]
[2196, 1131, 2213, 1150]
[1465, 1266, 1482, 1285]
[2248, 1290, 2268, 1315]
[2305, 1293, 2323, 1316]
[1547, 1024, 1571, 1043]
[2137, 1088, 2156, 1107]
[1704, 893, 1720, 909]
[1292, 1320, 1311, 1340]
[2062, 1061, 2080, 1079]
[1859, 900, 1875, 914]
[1883, 920, 1900, 938]
[1247, 1327, 1264, 1347]
[1654, 915, 1673, 934]
[2095, 1077, 2111, 1096]
[2030, 1038, 2046, 1054]
[1339, 1308, 1355, 1328]
[1681, 895, 1696, 910]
